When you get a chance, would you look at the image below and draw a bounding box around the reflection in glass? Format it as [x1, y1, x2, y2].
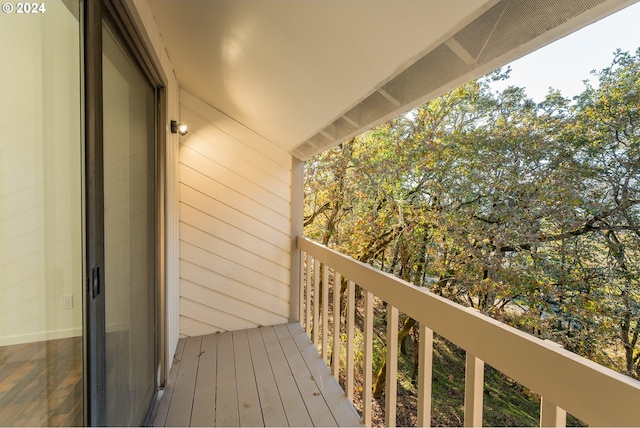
[0, 1, 83, 426]
[103, 21, 157, 426]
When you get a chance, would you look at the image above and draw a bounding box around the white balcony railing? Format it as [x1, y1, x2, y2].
[297, 236, 640, 427]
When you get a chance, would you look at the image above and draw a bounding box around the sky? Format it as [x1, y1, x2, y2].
[490, 1, 640, 102]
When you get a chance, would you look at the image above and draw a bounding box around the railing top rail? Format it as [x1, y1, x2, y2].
[298, 236, 640, 427]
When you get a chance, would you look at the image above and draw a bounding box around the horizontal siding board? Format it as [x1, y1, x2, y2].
[1, 185, 41, 218]
[180, 90, 291, 169]
[180, 146, 290, 214]
[180, 223, 289, 283]
[180, 299, 258, 332]
[1, 206, 42, 242]
[180, 289, 288, 334]
[178, 90, 294, 335]
[180, 184, 290, 251]
[179, 316, 225, 337]
[180, 275, 289, 323]
[181, 108, 290, 183]
[181, 137, 290, 201]
[180, 242, 289, 300]
[180, 203, 289, 257]
[179, 112, 290, 187]
[180, 165, 289, 232]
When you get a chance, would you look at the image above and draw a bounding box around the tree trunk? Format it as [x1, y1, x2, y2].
[373, 317, 417, 398]
[605, 230, 639, 379]
[411, 333, 420, 384]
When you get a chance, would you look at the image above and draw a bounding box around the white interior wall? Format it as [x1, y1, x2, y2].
[178, 89, 292, 336]
[0, 1, 83, 346]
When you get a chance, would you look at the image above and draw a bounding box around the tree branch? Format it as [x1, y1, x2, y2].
[495, 199, 640, 253]
[303, 202, 331, 227]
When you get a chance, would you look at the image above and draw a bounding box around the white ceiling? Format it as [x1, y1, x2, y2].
[147, 0, 637, 159]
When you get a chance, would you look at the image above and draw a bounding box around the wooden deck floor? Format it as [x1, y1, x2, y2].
[153, 323, 362, 427]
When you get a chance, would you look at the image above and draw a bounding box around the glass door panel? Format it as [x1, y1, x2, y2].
[102, 21, 156, 426]
[0, 1, 83, 426]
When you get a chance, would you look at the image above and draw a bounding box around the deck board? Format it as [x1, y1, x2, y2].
[191, 334, 217, 426]
[246, 328, 289, 427]
[234, 329, 264, 426]
[165, 336, 202, 427]
[260, 325, 314, 427]
[286, 323, 363, 427]
[273, 324, 338, 427]
[155, 323, 361, 427]
[154, 338, 185, 427]
[214, 331, 239, 427]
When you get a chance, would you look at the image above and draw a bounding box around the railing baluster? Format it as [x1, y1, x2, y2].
[332, 272, 341, 379]
[417, 323, 433, 427]
[540, 397, 567, 427]
[322, 264, 329, 362]
[297, 237, 640, 427]
[313, 258, 320, 347]
[385, 305, 399, 427]
[305, 255, 312, 335]
[363, 289, 374, 427]
[346, 280, 356, 401]
[464, 352, 484, 427]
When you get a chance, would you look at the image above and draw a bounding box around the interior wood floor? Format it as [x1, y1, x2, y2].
[153, 323, 362, 427]
[0, 336, 83, 427]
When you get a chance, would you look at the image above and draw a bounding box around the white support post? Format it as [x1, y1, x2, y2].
[321, 264, 329, 362]
[332, 272, 341, 379]
[540, 397, 567, 427]
[363, 290, 374, 426]
[299, 253, 305, 328]
[417, 324, 433, 427]
[289, 158, 304, 323]
[346, 280, 356, 401]
[313, 259, 320, 347]
[464, 353, 484, 427]
[385, 305, 399, 427]
[305, 255, 312, 335]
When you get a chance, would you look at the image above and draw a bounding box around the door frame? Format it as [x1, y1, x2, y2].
[83, 0, 167, 425]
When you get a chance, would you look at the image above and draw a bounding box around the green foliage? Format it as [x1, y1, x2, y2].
[305, 49, 640, 382]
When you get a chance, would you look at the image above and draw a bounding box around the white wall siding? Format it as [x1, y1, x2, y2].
[179, 89, 292, 336]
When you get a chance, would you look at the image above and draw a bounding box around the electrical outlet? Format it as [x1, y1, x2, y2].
[60, 295, 73, 310]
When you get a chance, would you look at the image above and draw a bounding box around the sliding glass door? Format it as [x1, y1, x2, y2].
[101, 18, 157, 427]
[0, 2, 159, 425]
[0, 1, 84, 425]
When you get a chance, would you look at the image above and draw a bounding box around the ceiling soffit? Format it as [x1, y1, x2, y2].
[147, 0, 637, 160]
[147, 0, 493, 151]
[293, 0, 637, 160]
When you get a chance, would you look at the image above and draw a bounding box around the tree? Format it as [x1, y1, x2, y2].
[304, 49, 640, 380]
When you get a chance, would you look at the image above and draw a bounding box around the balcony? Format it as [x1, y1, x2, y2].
[154, 236, 640, 427]
[152, 323, 361, 427]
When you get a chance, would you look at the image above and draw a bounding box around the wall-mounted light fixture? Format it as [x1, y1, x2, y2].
[170, 120, 188, 136]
